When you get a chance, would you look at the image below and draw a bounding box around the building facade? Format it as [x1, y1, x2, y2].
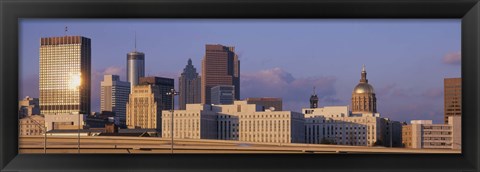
[402, 116, 461, 149]
[44, 113, 85, 131]
[126, 84, 162, 130]
[211, 85, 235, 105]
[19, 115, 45, 136]
[216, 101, 305, 144]
[246, 97, 283, 111]
[178, 59, 201, 110]
[167, 101, 305, 144]
[161, 104, 217, 139]
[351, 65, 377, 114]
[139, 76, 175, 110]
[303, 106, 387, 146]
[127, 51, 145, 92]
[18, 96, 40, 118]
[444, 78, 461, 124]
[201, 44, 240, 104]
[39, 36, 91, 115]
[100, 75, 130, 125]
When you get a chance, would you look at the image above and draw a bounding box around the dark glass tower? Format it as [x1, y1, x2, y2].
[179, 59, 201, 110]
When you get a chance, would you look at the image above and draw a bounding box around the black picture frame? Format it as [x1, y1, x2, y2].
[1, 0, 479, 171]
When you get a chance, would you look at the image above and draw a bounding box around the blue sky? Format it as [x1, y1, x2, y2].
[19, 19, 461, 123]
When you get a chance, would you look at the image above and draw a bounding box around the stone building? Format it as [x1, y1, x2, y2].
[126, 84, 162, 131]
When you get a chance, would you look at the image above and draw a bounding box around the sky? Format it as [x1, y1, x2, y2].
[19, 19, 461, 124]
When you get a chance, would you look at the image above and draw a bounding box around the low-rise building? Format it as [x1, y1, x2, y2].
[402, 116, 461, 149]
[216, 101, 305, 144]
[303, 106, 396, 147]
[19, 115, 45, 136]
[161, 104, 217, 139]
[18, 96, 40, 118]
[44, 113, 86, 131]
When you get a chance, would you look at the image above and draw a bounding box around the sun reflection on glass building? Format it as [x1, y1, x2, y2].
[39, 36, 91, 115]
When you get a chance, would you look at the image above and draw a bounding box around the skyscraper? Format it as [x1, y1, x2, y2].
[139, 76, 175, 110]
[100, 75, 130, 125]
[39, 36, 91, 115]
[178, 59, 201, 110]
[444, 78, 461, 124]
[126, 84, 162, 130]
[201, 44, 240, 104]
[126, 39, 145, 92]
[351, 65, 377, 114]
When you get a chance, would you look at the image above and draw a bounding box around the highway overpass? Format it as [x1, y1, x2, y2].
[19, 136, 461, 154]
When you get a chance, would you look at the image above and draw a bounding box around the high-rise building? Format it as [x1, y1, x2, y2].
[444, 78, 461, 124]
[245, 97, 283, 111]
[18, 96, 40, 118]
[127, 50, 145, 92]
[178, 59, 201, 110]
[138, 76, 174, 110]
[352, 65, 377, 114]
[100, 75, 130, 125]
[211, 85, 235, 105]
[201, 44, 240, 104]
[126, 84, 162, 130]
[39, 36, 91, 115]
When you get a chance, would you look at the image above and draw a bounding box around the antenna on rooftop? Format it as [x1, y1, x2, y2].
[65, 26, 68, 36]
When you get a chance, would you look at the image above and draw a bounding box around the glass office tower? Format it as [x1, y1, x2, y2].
[39, 36, 91, 115]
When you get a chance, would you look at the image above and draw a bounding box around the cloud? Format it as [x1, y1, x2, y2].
[422, 88, 443, 99]
[241, 67, 340, 112]
[103, 66, 125, 77]
[442, 51, 461, 65]
[376, 83, 413, 98]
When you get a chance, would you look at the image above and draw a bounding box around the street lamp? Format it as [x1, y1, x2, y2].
[166, 88, 178, 154]
[71, 73, 82, 154]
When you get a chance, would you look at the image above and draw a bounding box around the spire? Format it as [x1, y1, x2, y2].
[360, 64, 368, 83]
[188, 58, 192, 65]
[64, 26, 68, 36]
[134, 32, 137, 52]
[310, 86, 319, 108]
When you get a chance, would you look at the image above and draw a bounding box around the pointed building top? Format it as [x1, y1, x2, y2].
[360, 64, 368, 83]
[188, 58, 192, 65]
[134, 32, 137, 52]
[313, 86, 316, 95]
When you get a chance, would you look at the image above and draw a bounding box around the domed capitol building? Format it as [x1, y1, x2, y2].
[351, 65, 377, 114]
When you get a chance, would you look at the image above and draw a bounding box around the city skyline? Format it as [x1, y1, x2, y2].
[20, 19, 461, 123]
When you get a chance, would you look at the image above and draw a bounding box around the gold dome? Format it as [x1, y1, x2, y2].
[353, 83, 375, 94]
